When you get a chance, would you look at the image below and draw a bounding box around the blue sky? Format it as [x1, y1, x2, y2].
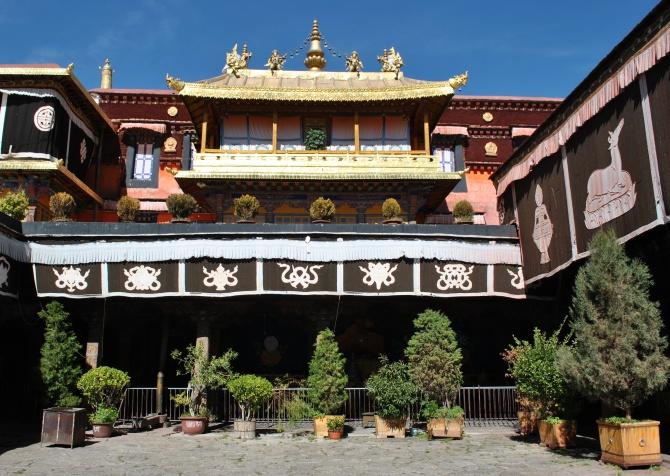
[0, 0, 660, 97]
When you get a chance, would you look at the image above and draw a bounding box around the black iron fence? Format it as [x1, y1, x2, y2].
[118, 386, 518, 426]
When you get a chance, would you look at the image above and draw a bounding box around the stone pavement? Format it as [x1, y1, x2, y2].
[1, 425, 669, 475]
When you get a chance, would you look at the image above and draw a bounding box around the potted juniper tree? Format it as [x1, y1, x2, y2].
[452, 199, 474, 224]
[307, 329, 348, 438]
[558, 230, 670, 468]
[116, 195, 140, 223]
[366, 356, 418, 439]
[501, 345, 540, 437]
[166, 193, 198, 223]
[381, 198, 403, 224]
[405, 309, 464, 439]
[77, 366, 130, 438]
[233, 194, 260, 223]
[309, 197, 336, 223]
[171, 343, 237, 435]
[227, 374, 274, 438]
[49, 192, 76, 222]
[0, 189, 29, 221]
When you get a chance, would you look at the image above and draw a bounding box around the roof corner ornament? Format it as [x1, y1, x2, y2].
[165, 74, 185, 92]
[345, 51, 364, 76]
[265, 49, 287, 74]
[448, 71, 469, 90]
[225, 43, 252, 77]
[66, 63, 75, 75]
[377, 47, 403, 79]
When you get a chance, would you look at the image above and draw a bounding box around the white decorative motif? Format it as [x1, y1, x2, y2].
[124, 265, 162, 291]
[80, 139, 87, 164]
[34, 105, 56, 132]
[277, 263, 323, 289]
[359, 262, 398, 290]
[53, 266, 90, 293]
[532, 185, 553, 264]
[202, 264, 239, 291]
[0, 256, 10, 289]
[435, 264, 474, 291]
[507, 267, 524, 290]
[584, 118, 637, 229]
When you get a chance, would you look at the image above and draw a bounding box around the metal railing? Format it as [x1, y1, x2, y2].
[119, 386, 518, 426]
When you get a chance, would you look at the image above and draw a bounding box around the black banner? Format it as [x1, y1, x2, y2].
[35, 263, 102, 296]
[420, 260, 487, 294]
[263, 260, 337, 292]
[343, 259, 413, 293]
[186, 259, 256, 294]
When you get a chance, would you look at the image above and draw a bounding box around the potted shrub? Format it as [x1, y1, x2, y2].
[502, 346, 540, 436]
[307, 329, 348, 438]
[227, 374, 274, 438]
[381, 198, 403, 224]
[49, 192, 76, 222]
[233, 194, 260, 223]
[366, 356, 418, 438]
[327, 416, 345, 440]
[452, 199, 474, 224]
[309, 197, 335, 223]
[558, 230, 670, 468]
[166, 193, 198, 223]
[77, 366, 130, 438]
[171, 343, 237, 435]
[505, 326, 574, 449]
[38, 301, 86, 447]
[116, 195, 140, 223]
[0, 189, 29, 221]
[405, 309, 464, 439]
[304, 128, 326, 150]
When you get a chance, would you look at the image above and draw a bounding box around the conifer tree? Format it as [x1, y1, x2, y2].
[39, 301, 83, 407]
[557, 229, 670, 419]
[307, 329, 348, 415]
[405, 308, 463, 408]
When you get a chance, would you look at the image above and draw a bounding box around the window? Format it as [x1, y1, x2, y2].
[435, 148, 455, 172]
[133, 143, 154, 180]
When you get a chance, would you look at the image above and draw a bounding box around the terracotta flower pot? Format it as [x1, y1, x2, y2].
[374, 415, 406, 439]
[538, 419, 576, 449]
[328, 429, 343, 440]
[313, 415, 345, 438]
[180, 416, 208, 435]
[92, 422, 113, 438]
[597, 420, 662, 468]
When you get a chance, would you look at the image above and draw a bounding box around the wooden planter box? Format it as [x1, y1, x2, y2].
[427, 417, 464, 439]
[517, 410, 538, 436]
[41, 407, 87, 448]
[597, 420, 662, 468]
[538, 420, 576, 449]
[313, 415, 345, 438]
[374, 415, 406, 438]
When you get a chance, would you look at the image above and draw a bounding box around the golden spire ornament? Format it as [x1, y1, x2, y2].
[99, 58, 113, 89]
[304, 19, 326, 71]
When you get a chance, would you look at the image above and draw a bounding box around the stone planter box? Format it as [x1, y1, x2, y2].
[597, 420, 662, 468]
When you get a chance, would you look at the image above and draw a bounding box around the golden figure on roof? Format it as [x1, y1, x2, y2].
[265, 49, 287, 73]
[377, 47, 404, 79]
[225, 43, 252, 77]
[448, 71, 469, 90]
[345, 51, 363, 75]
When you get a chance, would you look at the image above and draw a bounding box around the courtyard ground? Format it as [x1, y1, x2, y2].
[1, 424, 669, 475]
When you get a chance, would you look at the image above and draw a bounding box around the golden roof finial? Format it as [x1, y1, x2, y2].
[304, 19, 326, 71]
[99, 58, 113, 89]
[448, 71, 469, 90]
[165, 74, 185, 92]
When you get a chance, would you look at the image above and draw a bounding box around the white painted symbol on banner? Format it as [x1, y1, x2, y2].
[507, 267, 524, 290]
[80, 139, 87, 164]
[359, 262, 398, 290]
[53, 266, 90, 293]
[124, 265, 162, 291]
[435, 264, 474, 291]
[34, 105, 56, 132]
[202, 264, 239, 291]
[0, 256, 10, 289]
[277, 263, 323, 289]
[584, 118, 637, 229]
[532, 185, 553, 264]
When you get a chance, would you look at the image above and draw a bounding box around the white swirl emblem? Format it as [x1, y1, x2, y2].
[0, 256, 10, 289]
[277, 263, 323, 289]
[53, 266, 90, 293]
[34, 105, 56, 132]
[359, 262, 397, 290]
[124, 265, 162, 291]
[202, 264, 239, 291]
[435, 264, 474, 291]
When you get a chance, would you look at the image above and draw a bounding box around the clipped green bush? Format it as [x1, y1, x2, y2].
[77, 366, 130, 412]
[39, 301, 82, 407]
[89, 406, 119, 424]
[307, 329, 348, 416]
[304, 128, 327, 150]
[381, 197, 402, 220]
[117, 195, 140, 222]
[557, 229, 670, 420]
[0, 189, 29, 221]
[166, 193, 198, 221]
[233, 194, 260, 221]
[309, 197, 336, 222]
[49, 192, 76, 221]
[326, 415, 345, 431]
[452, 199, 474, 223]
[228, 374, 274, 421]
[366, 356, 418, 419]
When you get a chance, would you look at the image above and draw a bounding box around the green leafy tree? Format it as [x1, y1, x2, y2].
[39, 301, 83, 407]
[405, 309, 463, 410]
[366, 356, 418, 419]
[77, 366, 130, 411]
[307, 329, 348, 415]
[557, 229, 670, 419]
[228, 374, 274, 421]
[0, 189, 29, 221]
